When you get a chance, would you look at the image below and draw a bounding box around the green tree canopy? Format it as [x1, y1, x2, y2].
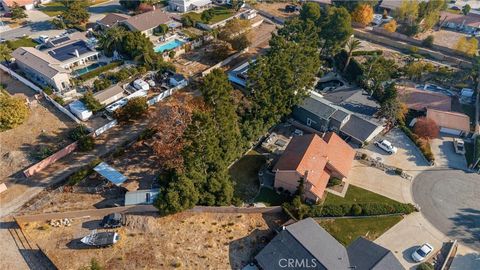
[61, 0, 90, 26]
[81, 91, 103, 112]
[116, 96, 148, 121]
[11, 2, 27, 21]
[318, 6, 353, 56]
[300, 2, 321, 21]
[0, 90, 29, 131]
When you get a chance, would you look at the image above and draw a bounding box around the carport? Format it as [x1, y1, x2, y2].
[93, 162, 127, 186]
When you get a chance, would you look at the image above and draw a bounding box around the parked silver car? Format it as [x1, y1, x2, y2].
[411, 243, 434, 262]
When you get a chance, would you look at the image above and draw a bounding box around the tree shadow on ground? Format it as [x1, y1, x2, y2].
[448, 208, 480, 250]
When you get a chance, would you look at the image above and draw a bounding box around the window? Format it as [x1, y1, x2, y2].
[306, 118, 316, 126]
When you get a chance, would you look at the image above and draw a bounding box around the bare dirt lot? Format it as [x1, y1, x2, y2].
[255, 2, 299, 19]
[416, 29, 469, 50]
[22, 212, 285, 269]
[0, 71, 75, 181]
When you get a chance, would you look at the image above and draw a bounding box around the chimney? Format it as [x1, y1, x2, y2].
[75, 49, 79, 58]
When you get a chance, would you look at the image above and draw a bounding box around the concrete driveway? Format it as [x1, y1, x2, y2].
[362, 128, 431, 177]
[348, 161, 413, 204]
[430, 136, 468, 170]
[375, 212, 448, 269]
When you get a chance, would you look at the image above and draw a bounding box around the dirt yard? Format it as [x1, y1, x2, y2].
[255, 2, 299, 19]
[22, 212, 285, 269]
[0, 71, 75, 181]
[416, 29, 468, 50]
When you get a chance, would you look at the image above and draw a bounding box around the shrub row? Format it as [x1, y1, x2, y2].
[310, 202, 416, 217]
[77, 61, 123, 81]
[400, 125, 435, 162]
[66, 158, 101, 186]
[352, 50, 383, 56]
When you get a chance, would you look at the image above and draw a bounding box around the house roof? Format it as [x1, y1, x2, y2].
[331, 109, 349, 123]
[398, 86, 451, 111]
[93, 84, 124, 104]
[124, 189, 160, 205]
[426, 109, 470, 132]
[255, 218, 350, 270]
[12, 47, 68, 78]
[324, 132, 356, 177]
[2, 0, 32, 7]
[47, 40, 96, 62]
[97, 13, 130, 26]
[347, 237, 404, 270]
[124, 9, 179, 32]
[299, 94, 337, 120]
[380, 0, 428, 10]
[440, 11, 480, 28]
[340, 114, 383, 143]
[274, 133, 355, 197]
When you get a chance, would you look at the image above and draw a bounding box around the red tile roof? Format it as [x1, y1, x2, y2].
[398, 86, 452, 112]
[274, 133, 355, 199]
[426, 109, 470, 132]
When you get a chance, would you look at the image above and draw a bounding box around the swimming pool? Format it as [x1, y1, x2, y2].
[72, 62, 106, 77]
[154, 39, 185, 53]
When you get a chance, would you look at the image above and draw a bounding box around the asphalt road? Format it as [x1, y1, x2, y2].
[0, 21, 56, 40]
[412, 169, 480, 251]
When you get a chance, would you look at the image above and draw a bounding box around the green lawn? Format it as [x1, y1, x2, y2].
[254, 187, 289, 206]
[6, 37, 37, 50]
[324, 185, 402, 206]
[39, 0, 111, 17]
[318, 215, 403, 246]
[229, 150, 265, 202]
[184, 7, 235, 24]
[38, 2, 66, 17]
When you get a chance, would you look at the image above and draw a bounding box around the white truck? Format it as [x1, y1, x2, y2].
[453, 138, 466, 155]
[133, 79, 150, 91]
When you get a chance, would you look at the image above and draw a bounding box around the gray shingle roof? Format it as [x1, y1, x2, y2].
[331, 109, 349, 122]
[255, 218, 350, 270]
[339, 114, 382, 143]
[347, 237, 404, 270]
[299, 95, 337, 120]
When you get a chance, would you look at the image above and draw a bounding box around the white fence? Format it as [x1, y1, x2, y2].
[94, 119, 118, 137]
[147, 83, 187, 106]
[0, 64, 82, 124]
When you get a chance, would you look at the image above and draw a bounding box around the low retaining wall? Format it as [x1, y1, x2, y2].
[23, 142, 78, 178]
[353, 29, 472, 68]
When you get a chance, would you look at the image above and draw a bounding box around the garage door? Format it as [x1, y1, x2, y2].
[440, 127, 462, 136]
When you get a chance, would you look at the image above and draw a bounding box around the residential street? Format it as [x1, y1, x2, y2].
[413, 169, 480, 251]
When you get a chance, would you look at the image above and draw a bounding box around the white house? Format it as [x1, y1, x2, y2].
[169, 0, 212, 13]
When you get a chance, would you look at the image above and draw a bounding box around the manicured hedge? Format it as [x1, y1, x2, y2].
[77, 61, 123, 81]
[310, 202, 416, 217]
[400, 125, 435, 162]
[352, 50, 384, 56]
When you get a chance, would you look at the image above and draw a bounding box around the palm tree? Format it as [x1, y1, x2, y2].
[98, 26, 126, 56]
[0, 44, 12, 63]
[343, 38, 362, 73]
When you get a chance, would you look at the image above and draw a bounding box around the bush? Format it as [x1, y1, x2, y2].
[400, 125, 435, 162]
[77, 136, 95, 152]
[81, 91, 103, 112]
[69, 124, 90, 141]
[93, 78, 112, 92]
[351, 204, 362, 216]
[352, 50, 383, 56]
[394, 168, 403, 175]
[43, 87, 53, 95]
[327, 177, 342, 187]
[115, 97, 148, 121]
[67, 158, 101, 186]
[78, 61, 123, 81]
[53, 95, 65, 106]
[422, 35, 434, 48]
[417, 262, 434, 270]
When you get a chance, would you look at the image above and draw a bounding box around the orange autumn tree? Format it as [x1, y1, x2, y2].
[148, 92, 205, 172]
[383, 19, 397, 32]
[352, 4, 374, 27]
[413, 117, 440, 139]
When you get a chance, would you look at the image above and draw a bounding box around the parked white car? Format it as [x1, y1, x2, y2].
[453, 138, 466, 155]
[411, 243, 434, 262]
[374, 140, 398, 154]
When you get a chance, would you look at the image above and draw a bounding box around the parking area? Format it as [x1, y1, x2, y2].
[430, 136, 468, 170]
[361, 128, 431, 177]
[375, 212, 449, 269]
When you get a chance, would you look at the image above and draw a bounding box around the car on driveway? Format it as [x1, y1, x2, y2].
[100, 213, 125, 228]
[453, 138, 466, 155]
[374, 139, 398, 154]
[411, 243, 434, 262]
